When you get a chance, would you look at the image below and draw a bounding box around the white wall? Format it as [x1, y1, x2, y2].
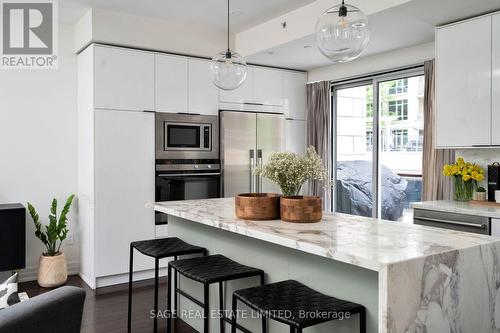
[0, 24, 79, 282]
[74, 8, 228, 57]
[308, 42, 435, 82]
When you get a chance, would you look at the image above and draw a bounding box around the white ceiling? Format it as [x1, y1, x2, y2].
[60, 0, 500, 70]
[246, 0, 500, 70]
[60, 0, 315, 32]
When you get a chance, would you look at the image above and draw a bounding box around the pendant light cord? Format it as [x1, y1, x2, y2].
[227, 0, 230, 53]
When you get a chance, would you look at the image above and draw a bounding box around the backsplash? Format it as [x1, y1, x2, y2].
[455, 149, 500, 188]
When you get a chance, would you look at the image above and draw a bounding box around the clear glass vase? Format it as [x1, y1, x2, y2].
[453, 177, 474, 201]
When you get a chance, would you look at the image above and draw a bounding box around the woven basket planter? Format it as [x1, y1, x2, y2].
[280, 196, 322, 223]
[235, 193, 281, 220]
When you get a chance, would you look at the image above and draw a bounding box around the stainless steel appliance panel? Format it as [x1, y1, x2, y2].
[256, 113, 285, 193]
[414, 208, 490, 235]
[221, 111, 257, 197]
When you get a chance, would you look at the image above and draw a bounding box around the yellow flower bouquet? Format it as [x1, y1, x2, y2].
[443, 157, 484, 201]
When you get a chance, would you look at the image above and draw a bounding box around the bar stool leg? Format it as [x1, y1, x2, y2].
[173, 255, 178, 319]
[167, 265, 172, 333]
[219, 282, 224, 333]
[154, 258, 159, 333]
[231, 295, 237, 333]
[204, 283, 210, 333]
[259, 273, 265, 333]
[360, 309, 366, 333]
[128, 245, 134, 333]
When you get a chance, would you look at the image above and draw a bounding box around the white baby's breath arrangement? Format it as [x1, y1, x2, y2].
[254, 146, 332, 197]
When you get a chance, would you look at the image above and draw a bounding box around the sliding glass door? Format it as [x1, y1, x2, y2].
[334, 83, 375, 218]
[332, 68, 424, 222]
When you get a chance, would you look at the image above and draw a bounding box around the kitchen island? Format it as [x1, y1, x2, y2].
[149, 198, 500, 333]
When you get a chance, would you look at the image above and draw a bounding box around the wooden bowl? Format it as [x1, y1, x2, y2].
[280, 196, 322, 223]
[235, 193, 281, 220]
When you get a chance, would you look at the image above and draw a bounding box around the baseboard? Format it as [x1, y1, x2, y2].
[95, 267, 168, 289]
[18, 260, 80, 283]
[78, 271, 96, 289]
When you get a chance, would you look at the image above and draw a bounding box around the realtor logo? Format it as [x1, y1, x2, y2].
[1, 0, 58, 69]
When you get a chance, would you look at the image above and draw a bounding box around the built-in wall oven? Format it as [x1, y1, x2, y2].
[155, 113, 221, 224]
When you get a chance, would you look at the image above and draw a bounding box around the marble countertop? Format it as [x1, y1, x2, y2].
[148, 198, 500, 272]
[411, 200, 500, 218]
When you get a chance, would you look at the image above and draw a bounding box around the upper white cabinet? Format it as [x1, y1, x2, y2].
[492, 13, 500, 145]
[188, 59, 219, 115]
[156, 54, 188, 113]
[219, 68, 253, 104]
[284, 71, 307, 120]
[436, 16, 492, 147]
[253, 67, 284, 106]
[94, 46, 155, 111]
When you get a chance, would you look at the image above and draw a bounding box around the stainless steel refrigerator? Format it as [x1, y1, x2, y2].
[220, 111, 285, 197]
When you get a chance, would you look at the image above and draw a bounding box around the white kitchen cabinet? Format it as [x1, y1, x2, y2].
[94, 46, 155, 111]
[94, 110, 155, 277]
[188, 59, 219, 115]
[436, 16, 492, 147]
[156, 54, 188, 113]
[253, 67, 284, 106]
[286, 119, 307, 154]
[156, 224, 168, 238]
[284, 71, 307, 120]
[492, 218, 500, 237]
[492, 14, 500, 145]
[219, 68, 253, 104]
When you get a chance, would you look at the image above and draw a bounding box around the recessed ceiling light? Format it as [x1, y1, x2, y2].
[267, 51, 275, 55]
[303, 45, 312, 49]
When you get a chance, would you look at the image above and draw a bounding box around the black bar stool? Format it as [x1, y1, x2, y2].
[167, 254, 265, 333]
[231, 280, 366, 333]
[128, 237, 207, 333]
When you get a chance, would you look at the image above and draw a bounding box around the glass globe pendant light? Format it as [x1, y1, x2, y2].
[210, 0, 247, 90]
[315, 0, 370, 63]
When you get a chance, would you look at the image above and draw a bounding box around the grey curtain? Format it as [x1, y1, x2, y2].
[306, 81, 331, 205]
[422, 60, 454, 201]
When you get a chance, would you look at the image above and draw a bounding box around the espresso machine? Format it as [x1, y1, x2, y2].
[488, 162, 500, 202]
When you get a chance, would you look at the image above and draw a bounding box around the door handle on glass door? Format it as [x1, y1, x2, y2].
[257, 149, 263, 193]
[250, 149, 255, 193]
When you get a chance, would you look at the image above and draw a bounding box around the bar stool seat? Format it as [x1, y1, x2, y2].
[232, 280, 366, 333]
[169, 254, 263, 284]
[168, 255, 265, 333]
[128, 237, 207, 333]
[131, 237, 207, 259]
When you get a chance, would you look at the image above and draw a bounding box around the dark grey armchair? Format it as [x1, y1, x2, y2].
[0, 286, 86, 333]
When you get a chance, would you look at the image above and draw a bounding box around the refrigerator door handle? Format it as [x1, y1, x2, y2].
[250, 149, 255, 192]
[257, 149, 263, 193]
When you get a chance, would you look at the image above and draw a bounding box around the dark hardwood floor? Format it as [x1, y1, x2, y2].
[19, 275, 197, 333]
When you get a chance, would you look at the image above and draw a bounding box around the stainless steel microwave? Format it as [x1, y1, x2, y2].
[155, 113, 219, 160]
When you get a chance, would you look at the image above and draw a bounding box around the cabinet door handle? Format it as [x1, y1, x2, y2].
[416, 216, 487, 229]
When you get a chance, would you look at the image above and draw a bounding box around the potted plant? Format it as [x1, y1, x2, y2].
[474, 186, 487, 201]
[27, 194, 75, 288]
[443, 157, 484, 201]
[254, 146, 331, 222]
